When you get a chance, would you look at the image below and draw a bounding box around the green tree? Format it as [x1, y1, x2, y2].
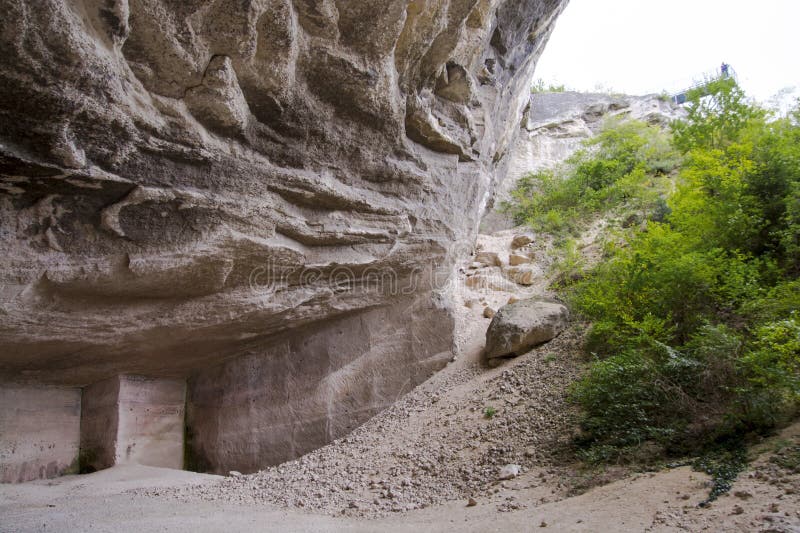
[672, 77, 766, 151]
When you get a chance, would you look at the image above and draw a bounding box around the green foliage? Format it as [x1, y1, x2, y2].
[544, 81, 800, 467]
[741, 279, 800, 324]
[669, 112, 800, 267]
[671, 77, 766, 151]
[571, 351, 676, 454]
[483, 406, 497, 419]
[505, 119, 679, 237]
[740, 319, 800, 402]
[531, 78, 567, 94]
[505, 79, 800, 469]
[693, 446, 747, 504]
[550, 238, 586, 285]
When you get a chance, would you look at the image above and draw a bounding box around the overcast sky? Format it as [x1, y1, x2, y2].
[534, 0, 800, 103]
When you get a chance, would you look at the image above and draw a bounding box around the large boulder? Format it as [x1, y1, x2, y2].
[484, 298, 569, 360]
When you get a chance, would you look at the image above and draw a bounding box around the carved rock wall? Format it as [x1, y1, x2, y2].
[80, 375, 185, 472]
[0, 0, 567, 475]
[0, 385, 81, 482]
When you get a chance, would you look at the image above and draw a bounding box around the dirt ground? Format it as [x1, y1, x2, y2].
[2, 438, 799, 533]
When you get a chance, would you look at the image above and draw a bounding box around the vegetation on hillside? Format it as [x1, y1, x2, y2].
[509, 78, 800, 469]
[531, 78, 567, 94]
[506, 118, 679, 236]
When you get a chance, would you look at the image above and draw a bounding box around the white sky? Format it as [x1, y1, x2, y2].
[534, 0, 800, 103]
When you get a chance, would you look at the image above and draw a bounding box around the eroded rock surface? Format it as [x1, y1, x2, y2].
[0, 0, 567, 475]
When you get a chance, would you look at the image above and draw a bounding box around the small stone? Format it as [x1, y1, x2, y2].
[732, 505, 744, 515]
[467, 497, 478, 507]
[511, 235, 533, 249]
[475, 251, 501, 267]
[507, 296, 519, 305]
[483, 306, 496, 319]
[508, 254, 529, 266]
[349, 501, 359, 509]
[498, 464, 521, 480]
[540, 520, 548, 527]
[504, 265, 541, 286]
[228, 471, 243, 477]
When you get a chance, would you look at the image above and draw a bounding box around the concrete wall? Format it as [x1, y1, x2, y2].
[80, 375, 185, 472]
[0, 385, 81, 483]
[186, 295, 453, 474]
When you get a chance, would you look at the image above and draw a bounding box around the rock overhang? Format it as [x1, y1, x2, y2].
[0, 0, 569, 476]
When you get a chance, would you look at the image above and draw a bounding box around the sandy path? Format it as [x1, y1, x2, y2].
[3, 448, 798, 533]
[0, 463, 716, 532]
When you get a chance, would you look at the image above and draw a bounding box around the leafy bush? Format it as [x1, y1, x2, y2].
[671, 77, 766, 152]
[571, 350, 676, 453]
[740, 319, 800, 406]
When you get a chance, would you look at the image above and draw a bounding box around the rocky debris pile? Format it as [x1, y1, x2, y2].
[154, 326, 585, 517]
[462, 231, 551, 297]
[485, 298, 569, 362]
[452, 228, 559, 360]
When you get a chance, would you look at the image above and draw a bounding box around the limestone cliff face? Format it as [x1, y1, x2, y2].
[483, 91, 685, 231]
[0, 0, 566, 474]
